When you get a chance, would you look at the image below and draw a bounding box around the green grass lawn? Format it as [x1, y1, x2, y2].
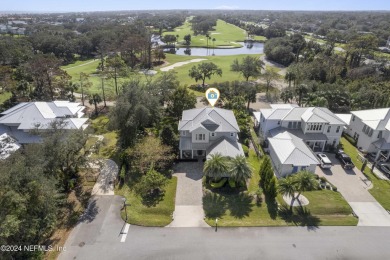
[164, 19, 247, 48]
[340, 137, 390, 211]
[204, 148, 357, 227]
[0, 91, 11, 105]
[116, 177, 177, 226]
[162, 53, 261, 88]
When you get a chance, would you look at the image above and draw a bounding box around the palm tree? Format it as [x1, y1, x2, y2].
[203, 153, 229, 181]
[278, 177, 297, 211]
[293, 171, 318, 203]
[295, 84, 308, 107]
[228, 155, 252, 184]
[284, 71, 296, 88]
[89, 93, 102, 116]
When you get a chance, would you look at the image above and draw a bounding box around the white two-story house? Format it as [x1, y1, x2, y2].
[178, 107, 244, 159]
[344, 108, 390, 162]
[254, 104, 345, 177]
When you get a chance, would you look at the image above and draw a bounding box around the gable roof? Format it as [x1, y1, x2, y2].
[268, 131, 319, 166]
[0, 101, 87, 130]
[206, 137, 244, 159]
[351, 108, 390, 131]
[259, 108, 291, 120]
[178, 108, 240, 132]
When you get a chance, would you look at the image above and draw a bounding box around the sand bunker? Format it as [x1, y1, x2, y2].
[160, 58, 207, 72]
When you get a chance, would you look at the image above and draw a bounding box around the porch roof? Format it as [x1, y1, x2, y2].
[269, 127, 328, 141]
[373, 138, 390, 150]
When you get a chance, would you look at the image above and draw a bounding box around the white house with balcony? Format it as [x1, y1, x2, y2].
[343, 108, 390, 162]
[178, 107, 244, 159]
[254, 104, 345, 176]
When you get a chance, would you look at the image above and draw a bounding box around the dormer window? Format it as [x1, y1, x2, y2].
[211, 132, 215, 137]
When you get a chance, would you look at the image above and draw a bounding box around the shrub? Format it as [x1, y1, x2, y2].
[242, 144, 249, 157]
[343, 133, 357, 147]
[319, 176, 327, 183]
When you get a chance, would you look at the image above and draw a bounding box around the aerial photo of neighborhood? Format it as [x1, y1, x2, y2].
[1, 0, 390, 259]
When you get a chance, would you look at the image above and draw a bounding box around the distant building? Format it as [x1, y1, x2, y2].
[0, 101, 88, 144]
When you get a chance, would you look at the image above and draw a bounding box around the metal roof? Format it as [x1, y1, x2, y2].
[178, 107, 240, 133]
[206, 137, 244, 159]
[268, 131, 319, 166]
[0, 101, 87, 131]
[351, 108, 390, 131]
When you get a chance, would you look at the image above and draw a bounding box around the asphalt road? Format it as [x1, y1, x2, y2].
[59, 195, 390, 260]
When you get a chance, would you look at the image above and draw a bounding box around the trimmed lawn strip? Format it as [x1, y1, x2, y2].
[340, 137, 390, 211]
[247, 149, 262, 192]
[116, 177, 177, 226]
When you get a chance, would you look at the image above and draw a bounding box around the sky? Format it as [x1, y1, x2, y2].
[1, 0, 390, 13]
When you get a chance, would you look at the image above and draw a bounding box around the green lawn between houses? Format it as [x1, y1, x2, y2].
[116, 177, 177, 227]
[340, 137, 390, 211]
[203, 149, 358, 227]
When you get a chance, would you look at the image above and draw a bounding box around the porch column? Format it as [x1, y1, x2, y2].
[322, 141, 326, 151]
[191, 150, 194, 159]
[375, 150, 381, 161]
[180, 150, 182, 159]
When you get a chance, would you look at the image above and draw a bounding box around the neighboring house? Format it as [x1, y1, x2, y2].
[256, 104, 345, 151]
[343, 108, 390, 161]
[178, 107, 244, 159]
[268, 131, 319, 177]
[0, 101, 88, 144]
[0, 133, 21, 159]
[255, 104, 345, 177]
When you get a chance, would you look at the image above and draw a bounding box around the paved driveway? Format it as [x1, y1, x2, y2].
[168, 161, 208, 227]
[316, 153, 390, 226]
[91, 159, 118, 195]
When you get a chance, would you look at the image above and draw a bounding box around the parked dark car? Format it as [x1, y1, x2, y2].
[336, 149, 355, 170]
[379, 163, 390, 178]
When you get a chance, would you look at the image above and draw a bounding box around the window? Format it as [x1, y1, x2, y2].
[368, 129, 373, 137]
[230, 133, 235, 137]
[288, 122, 292, 129]
[362, 125, 367, 132]
[298, 122, 302, 129]
[352, 115, 355, 121]
[211, 132, 215, 137]
[378, 131, 382, 139]
[293, 122, 297, 129]
[336, 126, 340, 133]
[319, 125, 322, 131]
[327, 126, 331, 133]
[278, 121, 280, 125]
[196, 134, 205, 141]
[182, 131, 186, 136]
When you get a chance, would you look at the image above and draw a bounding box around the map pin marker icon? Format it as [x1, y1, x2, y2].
[205, 88, 220, 107]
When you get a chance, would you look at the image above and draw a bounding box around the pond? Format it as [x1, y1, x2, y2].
[167, 42, 264, 56]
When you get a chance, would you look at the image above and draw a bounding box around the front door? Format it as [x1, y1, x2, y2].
[292, 166, 298, 173]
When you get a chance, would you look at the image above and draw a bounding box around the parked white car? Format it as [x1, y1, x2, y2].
[317, 153, 332, 169]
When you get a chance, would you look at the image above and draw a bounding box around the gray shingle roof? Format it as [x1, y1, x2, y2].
[178, 108, 240, 132]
